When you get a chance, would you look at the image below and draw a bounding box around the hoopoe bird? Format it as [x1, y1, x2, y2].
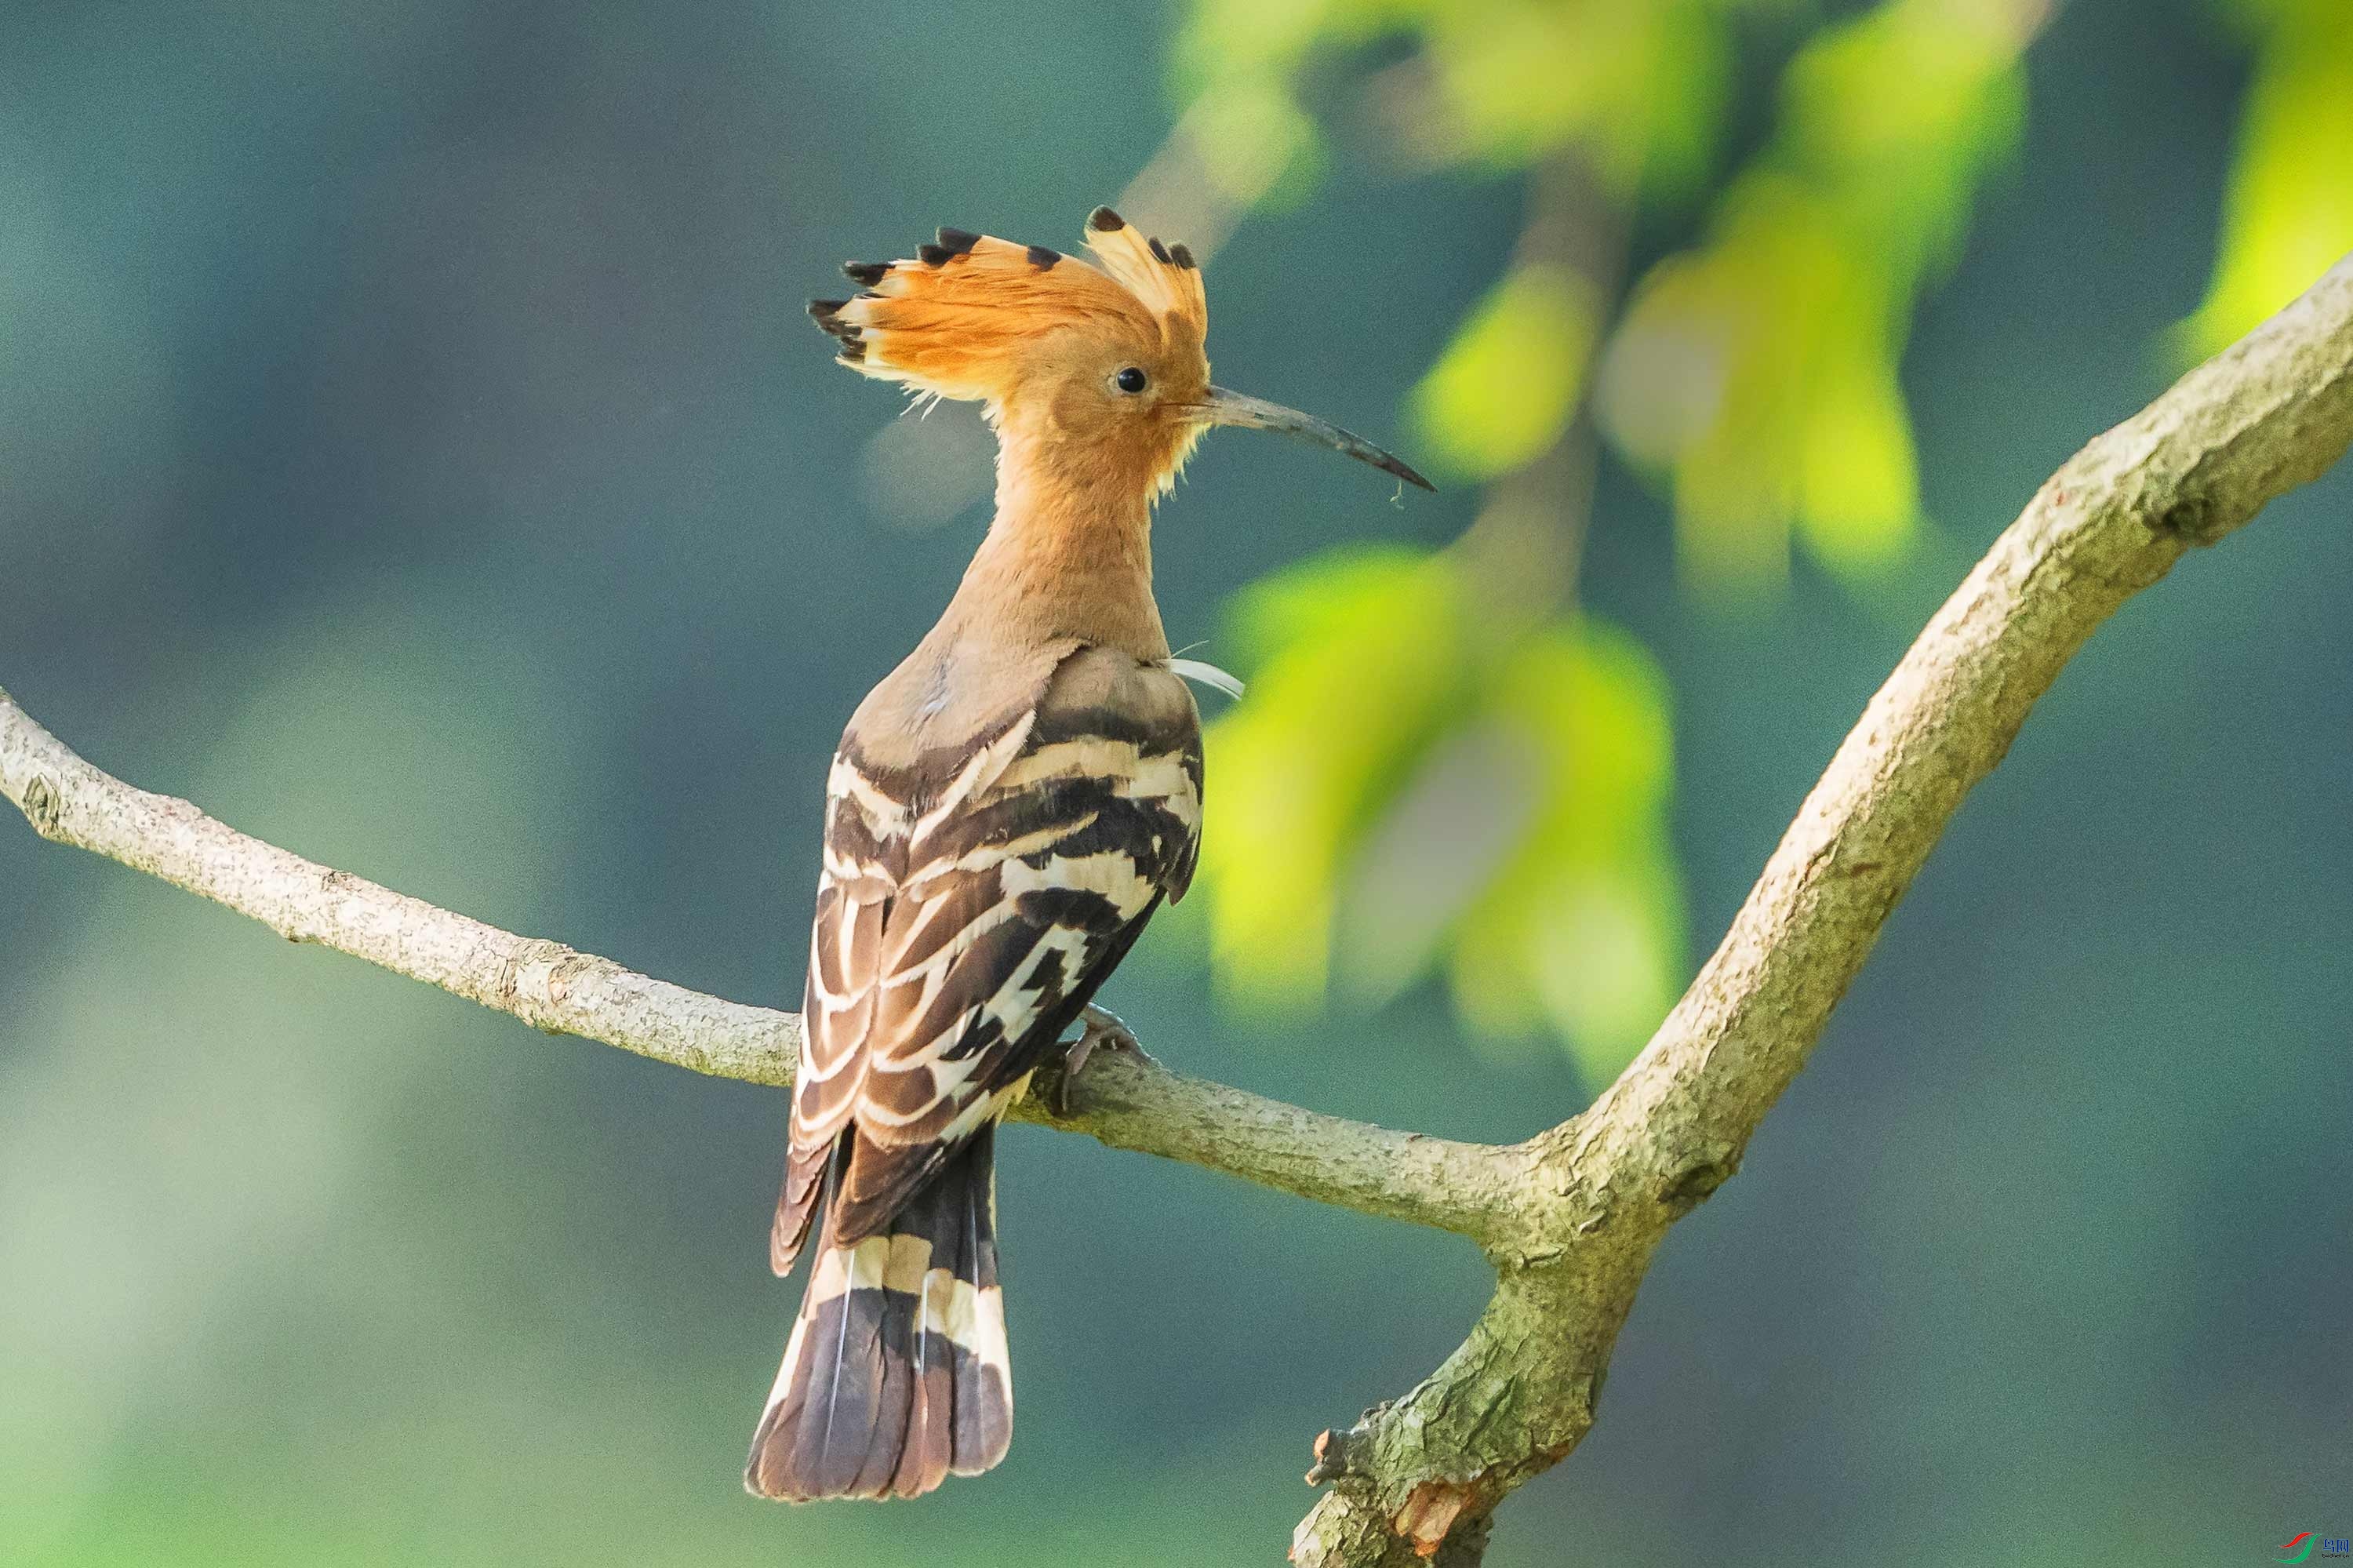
[746, 206, 1428, 1502]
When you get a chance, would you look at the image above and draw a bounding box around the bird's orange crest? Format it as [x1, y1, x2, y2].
[809, 207, 1208, 411]
[809, 204, 1431, 499]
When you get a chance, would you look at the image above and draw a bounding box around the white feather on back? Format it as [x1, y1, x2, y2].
[1166, 657, 1244, 700]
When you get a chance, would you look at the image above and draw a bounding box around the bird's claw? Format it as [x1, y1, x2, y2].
[1055, 1004, 1140, 1115]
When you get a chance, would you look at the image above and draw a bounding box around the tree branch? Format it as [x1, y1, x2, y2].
[0, 686, 1518, 1238]
[1288, 255, 2353, 1563]
[7, 253, 2351, 1566]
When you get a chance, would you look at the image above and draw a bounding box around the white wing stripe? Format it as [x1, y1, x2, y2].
[1114, 750, 1198, 811]
[903, 813, 1099, 890]
[879, 900, 1023, 989]
[980, 925, 1095, 1043]
[999, 850, 1156, 921]
[827, 755, 914, 834]
[909, 712, 1037, 845]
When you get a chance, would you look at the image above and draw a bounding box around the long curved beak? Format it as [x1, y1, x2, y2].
[1201, 386, 1434, 492]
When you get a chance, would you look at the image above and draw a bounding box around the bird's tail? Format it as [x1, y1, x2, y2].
[744, 1127, 1012, 1501]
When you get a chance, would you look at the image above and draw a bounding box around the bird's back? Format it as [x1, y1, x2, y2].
[783, 629, 1202, 1239]
[747, 631, 1200, 1500]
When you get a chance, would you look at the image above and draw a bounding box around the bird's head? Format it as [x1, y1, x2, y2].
[809, 206, 1429, 502]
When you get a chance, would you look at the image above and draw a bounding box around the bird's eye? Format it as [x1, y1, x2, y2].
[1115, 366, 1148, 395]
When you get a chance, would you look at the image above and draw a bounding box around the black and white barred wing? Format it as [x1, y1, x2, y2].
[751, 656, 1202, 1500]
[771, 716, 1035, 1270]
[842, 706, 1201, 1234]
[773, 689, 1201, 1260]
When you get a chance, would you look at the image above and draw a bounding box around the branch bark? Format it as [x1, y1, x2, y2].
[0, 689, 1520, 1237]
[1288, 254, 2353, 1563]
[7, 253, 2351, 1566]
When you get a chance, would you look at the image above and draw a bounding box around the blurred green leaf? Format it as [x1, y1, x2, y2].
[1598, 0, 2037, 587]
[1410, 264, 1600, 482]
[1434, 618, 1682, 1078]
[1175, 0, 1773, 204]
[1199, 547, 1474, 1004]
[1199, 547, 1684, 1076]
[1185, 77, 1326, 208]
[1411, 0, 1750, 198]
[2177, 0, 2353, 358]
[1173, 0, 1360, 88]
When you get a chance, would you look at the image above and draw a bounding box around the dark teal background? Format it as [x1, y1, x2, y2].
[1, 2, 2346, 1563]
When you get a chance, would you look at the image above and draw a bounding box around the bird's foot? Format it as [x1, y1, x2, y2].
[1055, 1004, 1141, 1115]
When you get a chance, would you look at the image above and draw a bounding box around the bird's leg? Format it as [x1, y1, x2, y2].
[1055, 1004, 1140, 1115]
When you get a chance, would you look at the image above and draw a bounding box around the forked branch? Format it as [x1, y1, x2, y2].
[7, 254, 2351, 1566]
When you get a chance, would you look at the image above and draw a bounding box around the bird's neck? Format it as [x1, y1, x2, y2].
[942, 434, 1168, 662]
